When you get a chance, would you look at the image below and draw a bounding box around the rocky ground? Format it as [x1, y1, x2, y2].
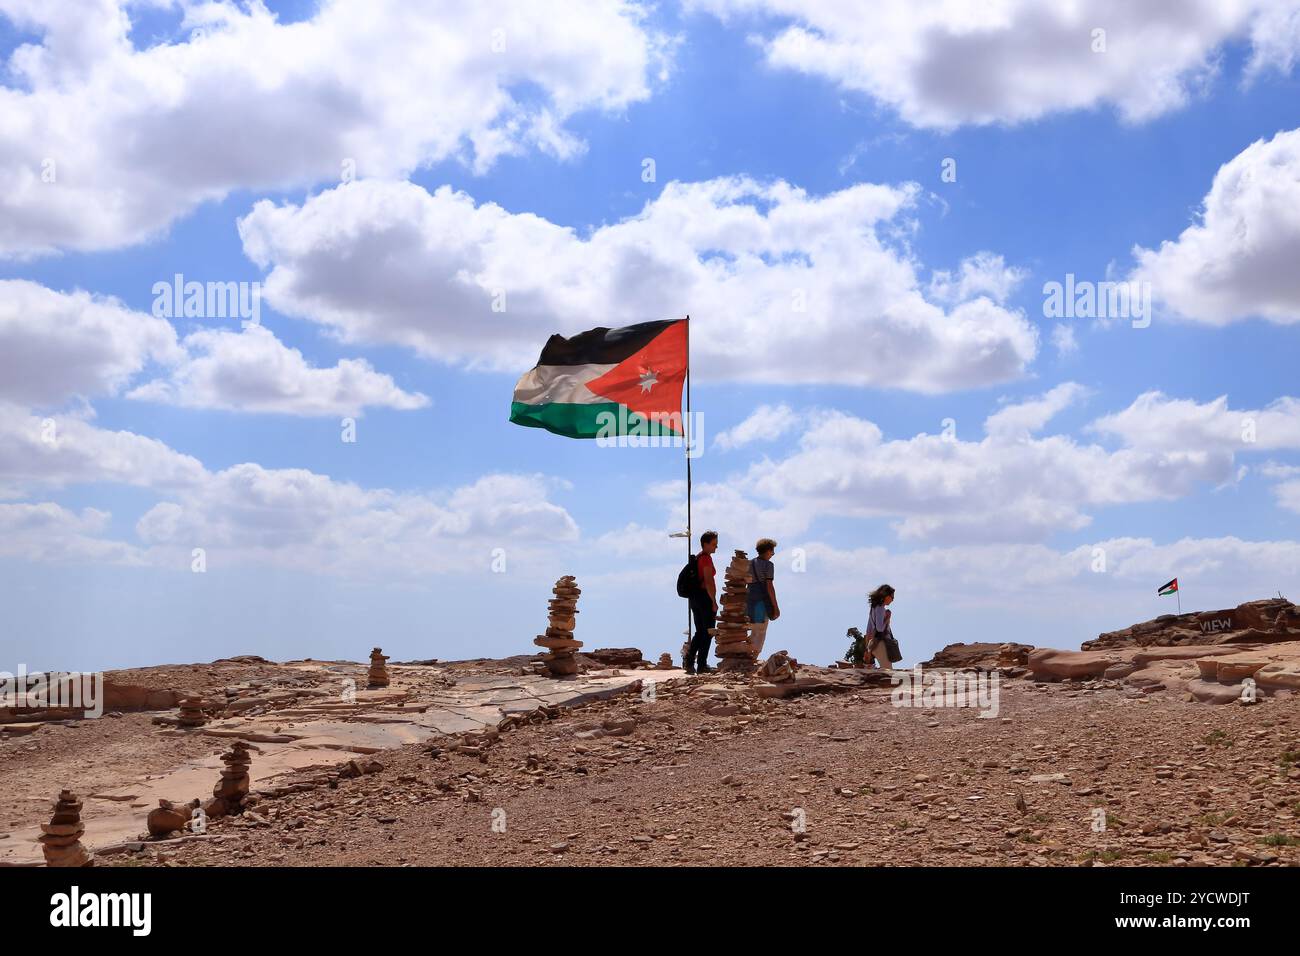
[62, 668, 1300, 868]
[7, 600, 1300, 868]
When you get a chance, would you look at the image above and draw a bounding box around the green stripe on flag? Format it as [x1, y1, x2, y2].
[509, 402, 685, 440]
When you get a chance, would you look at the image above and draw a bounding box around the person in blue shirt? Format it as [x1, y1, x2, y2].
[747, 538, 780, 656]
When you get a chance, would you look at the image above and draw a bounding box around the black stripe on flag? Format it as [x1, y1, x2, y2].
[536, 319, 679, 366]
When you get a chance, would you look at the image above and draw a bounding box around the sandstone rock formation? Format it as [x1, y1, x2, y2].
[712, 550, 757, 673]
[758, 650, 799, 683]
[998, 643, 1031, 668]
[587, 648, 643, 668]
[146, 799, 191, 837]
[921, 642, 1032, 670]
[1029, 648, 1124, 681]
[1083, 598, 1300, 650]
[367, 648, 390, 688]
[39, 790, 93, 867]
[655, 653, 674, 669]
[535, 576, 583, 678]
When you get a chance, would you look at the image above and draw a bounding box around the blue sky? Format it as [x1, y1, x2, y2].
[5, 0, 1300, 672]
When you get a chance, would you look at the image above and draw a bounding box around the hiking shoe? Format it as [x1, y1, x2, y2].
[683, 665, 696, 676]
[697, 665, 715, 674]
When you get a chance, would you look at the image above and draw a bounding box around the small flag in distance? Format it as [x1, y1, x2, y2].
[1158, 577, 1179, 596]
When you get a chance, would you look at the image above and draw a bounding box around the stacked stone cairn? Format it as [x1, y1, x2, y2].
[177, 696, 207, 727]
[713, 549, 758, 673]
[39, 790, 93, 867]
[367, 647, 390, 688]
[535, 575, 582, 678]
[210, 740, 252, 816]
[655, 652, 674, 669]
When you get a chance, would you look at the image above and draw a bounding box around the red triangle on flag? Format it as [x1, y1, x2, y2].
[585, 320, 687, 424]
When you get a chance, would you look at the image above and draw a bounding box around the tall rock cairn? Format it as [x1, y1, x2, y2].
[211, 740, 252, 816]
[535, 575, 582, 678]
[713, 549, 758, 673]
[367, 647, 390, 688]
[40, 790, 93, 867]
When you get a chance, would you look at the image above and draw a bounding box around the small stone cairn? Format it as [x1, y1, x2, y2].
[367, 647, 390, 688]
[40, 790, 93, 867]
[177, 697, 207, 727]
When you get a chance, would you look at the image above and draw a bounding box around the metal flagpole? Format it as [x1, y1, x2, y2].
[685, 315, 693, 654]
[685, 315, 692, 556]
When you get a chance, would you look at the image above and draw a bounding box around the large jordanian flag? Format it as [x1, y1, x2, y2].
[510, 319, 687, 439]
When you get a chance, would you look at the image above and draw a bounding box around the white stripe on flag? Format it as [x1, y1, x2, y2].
[512, 363, 615, 406]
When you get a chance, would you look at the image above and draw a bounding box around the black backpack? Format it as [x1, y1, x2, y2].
[676, 554, 700, 598]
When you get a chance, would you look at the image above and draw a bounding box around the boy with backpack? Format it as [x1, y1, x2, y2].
[676, 530, 719, 675]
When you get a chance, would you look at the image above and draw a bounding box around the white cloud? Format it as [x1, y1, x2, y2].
[0, 280, 180, 406]
[238, 177, 1039, 393]
[984, 382, 1089, 440]
[3, 279, 427, 416]
[0, 500, 142, 565]
[715, 403, 802, 450]
[135, 466, 578, 575]
[127, 325, 429, 416]
[679, 389, 1240, 543]
[928, 252, 1026, 304]
[1276, 480, 1300, 513]
[674, 388, 1300, 545]
[1133, 127, 1300, 324]
[0, 0, 670, 255]
[692, 0, 1297, 129]
[1089, 391, 1300, 451]
[1260, 461, 1300, 478]
[1050, 323, 1079, 356]
[799, 534, 1300, 607]
[0, 402, 207, 491]
[0, 391, 579, 571]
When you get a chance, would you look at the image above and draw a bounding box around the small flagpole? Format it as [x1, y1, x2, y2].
[1177, 586, 1181, 615]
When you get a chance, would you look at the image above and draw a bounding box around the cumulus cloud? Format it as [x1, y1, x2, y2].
[0, 402, 207, 491]
[928, 252, 1026, 305]
[1050, 323, 1079, 357]
[3, 280, 427, 416]
[714, 403, 802, 450]
[0, 500, 142, 565]
[984, 382, 1089, 440]
[1275, 480, 1300, 513]
[0, 280, 180, 406]
[0, 0, 671, 255]
[1089, 392, 1300, 451]
[238, 177, 1038, 392]
[136, 466, 578, 575]
[692, 0, 1297, 128]
[0, 394, 579, 572]
[127, 325, 429, 416]
[1133, 127, 1300, 324]
[666, 387, 1249, 544]
[799, 535, 1300, 607]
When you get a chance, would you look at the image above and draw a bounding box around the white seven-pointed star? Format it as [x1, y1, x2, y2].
[638, 368, 658, 393]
